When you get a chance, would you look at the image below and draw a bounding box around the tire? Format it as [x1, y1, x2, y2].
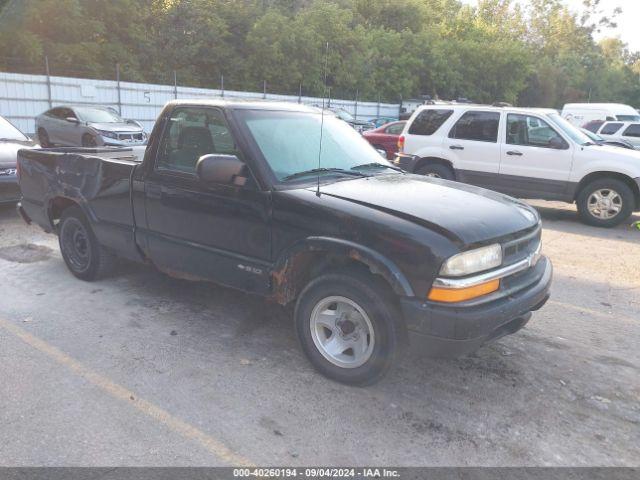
[416, 163, 455, 180]
[38, 128, 51, 147]
[58, 206, 116, 280]
[82, 134, 98, 147]
[576, 178, 635, 228]
[294, 269, 402, 386]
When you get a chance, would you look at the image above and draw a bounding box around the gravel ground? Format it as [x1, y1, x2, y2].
[0, 201, 639, 466]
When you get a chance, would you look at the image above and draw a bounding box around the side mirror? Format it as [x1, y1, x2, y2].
[376, 148, 388, 159]
[65, 117, 78, 123]
[196, 154, 246, 186]
[548, 136, 568, 150]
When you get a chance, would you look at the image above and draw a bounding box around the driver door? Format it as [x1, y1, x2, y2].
[142, 106, 272, 294]
[498, 113, 574, 200]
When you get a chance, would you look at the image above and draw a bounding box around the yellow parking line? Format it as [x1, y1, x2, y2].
[0, 316, 253, 467]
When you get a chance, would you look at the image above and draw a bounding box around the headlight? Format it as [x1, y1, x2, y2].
[96, 130, 118, 139]
[439, 244, 502, 277]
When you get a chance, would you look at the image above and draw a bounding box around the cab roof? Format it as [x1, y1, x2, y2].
[165, 98, 321, 113]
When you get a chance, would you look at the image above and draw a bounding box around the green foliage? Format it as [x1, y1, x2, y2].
[0, 0, 638, 106]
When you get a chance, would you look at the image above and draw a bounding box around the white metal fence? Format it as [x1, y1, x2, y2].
[0, 71, 401, 135]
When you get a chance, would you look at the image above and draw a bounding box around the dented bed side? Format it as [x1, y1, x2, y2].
[17, 148, 143, 262]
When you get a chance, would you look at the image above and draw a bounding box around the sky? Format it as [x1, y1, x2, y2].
[462, 0, 640, 52]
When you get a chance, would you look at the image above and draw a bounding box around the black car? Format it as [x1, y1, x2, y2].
[17, 100, 552, 385]
[0, 115, 38, 204]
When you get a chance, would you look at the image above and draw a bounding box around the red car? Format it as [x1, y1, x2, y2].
[362, 121, 406, 159]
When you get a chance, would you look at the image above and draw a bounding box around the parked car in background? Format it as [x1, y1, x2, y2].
[593, 121, 640, 149]
[396, 104, 640, 227]
[18, 99, 552, 386]
[582, 119, 605, 133]
[562, 103, 640, 128]
[326, 107, 375, 133]
[0, 115, 38, 204]
[580, 127, 636, 150]
[35, 105, 147, 148]
[370, 117, 398, 128]
[362, 121, 406, 159]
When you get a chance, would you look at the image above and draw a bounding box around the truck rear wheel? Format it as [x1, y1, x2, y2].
[58, 206, 116, 281]
[576, 178, 634, 228]
[294, 269, 402, 386]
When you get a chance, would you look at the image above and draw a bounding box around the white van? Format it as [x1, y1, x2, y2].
[562, 103, 640, 128]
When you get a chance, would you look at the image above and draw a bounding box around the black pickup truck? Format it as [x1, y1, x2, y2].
[17, 99, 552, 385]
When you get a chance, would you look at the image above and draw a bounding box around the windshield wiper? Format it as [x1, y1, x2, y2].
[351, 162, 403, 172]
[282, 167, 367, 182]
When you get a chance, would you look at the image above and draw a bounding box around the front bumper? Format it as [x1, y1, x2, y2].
[401, 255, 552, 358]
[0, 172, 20, 204]
[101, 137, 147, 147]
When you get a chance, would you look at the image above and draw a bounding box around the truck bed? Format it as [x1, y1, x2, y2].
[18, 147, 143, 261]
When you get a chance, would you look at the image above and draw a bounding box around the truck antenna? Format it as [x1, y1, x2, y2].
[316, 41, 329, 197]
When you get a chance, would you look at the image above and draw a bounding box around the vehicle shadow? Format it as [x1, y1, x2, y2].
[524, 199, 640, 245]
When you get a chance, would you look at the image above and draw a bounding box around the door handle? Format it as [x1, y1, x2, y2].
[506, 150, 523, 156]
[449, 145, 464, 150]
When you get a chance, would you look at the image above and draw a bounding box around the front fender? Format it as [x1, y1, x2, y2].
[271, 236, 414, 304]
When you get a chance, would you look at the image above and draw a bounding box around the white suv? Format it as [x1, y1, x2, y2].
[395, 105, 640, 227]
[595, 121, 640, 149]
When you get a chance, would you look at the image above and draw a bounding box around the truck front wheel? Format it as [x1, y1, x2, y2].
[294, 269, 402, 386]
[576, 178, 634, 228]
[58, 206, 115, 280]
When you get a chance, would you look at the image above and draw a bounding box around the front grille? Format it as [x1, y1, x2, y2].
[503, 226, 541, 266]
[116, 133, 144, 141]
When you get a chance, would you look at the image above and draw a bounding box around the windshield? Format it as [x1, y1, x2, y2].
[75, 107, 124, 123]
[617, 115, 640, 122]
[547, 113, 593, 145]
[238, 110, 391, 182]
[0, 116, 29, 141]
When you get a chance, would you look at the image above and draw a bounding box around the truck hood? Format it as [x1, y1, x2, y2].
[0, 140, 38, 169]
[88, 122, 143, 133]
[308, 174, 539, 246]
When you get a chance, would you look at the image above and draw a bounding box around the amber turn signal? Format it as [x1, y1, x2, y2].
[427, 279, 500, 303]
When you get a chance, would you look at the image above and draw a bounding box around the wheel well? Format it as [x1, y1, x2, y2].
[575, 172, 640, 208]
[49, 197, 80, 227]
[271, 251, 399, 306]
[414, 157, 455, 177]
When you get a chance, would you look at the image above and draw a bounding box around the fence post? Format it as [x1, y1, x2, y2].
[173, 71, 178, 99]
[298, 83, 302, 104]
[354, 89, 359, 120]
[44, 56, 52, 108]
[263, 80, 267, 99]
[377, 94, 381, 118]
[116, 63, 122, 115]
[399, 95, 403, 118]
[221, 75, 224, 97]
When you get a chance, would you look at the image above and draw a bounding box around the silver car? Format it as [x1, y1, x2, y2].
[35, 105, 147, 147]
[0, 115, 38, 203]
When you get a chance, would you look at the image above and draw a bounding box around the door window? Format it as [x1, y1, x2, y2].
[600, 123, 623, 135]
[156, 107, 238, 174]
[385, 122, 405, 135]
[449, 111, 500, 142]
[408, 109, 453, 135]
[506, 114, 568, 149]
[622, 124, 640, 138]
